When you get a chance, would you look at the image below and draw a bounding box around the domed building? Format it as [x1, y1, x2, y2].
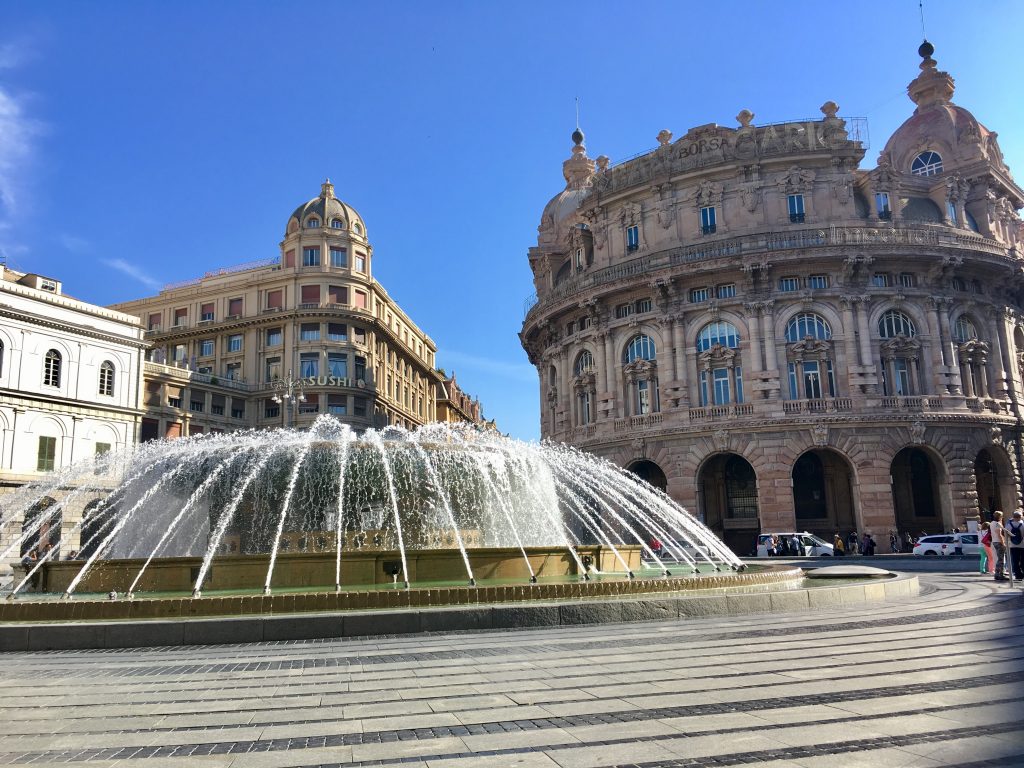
[520, 44, 1024, 553]
[114, 180, 485, 437]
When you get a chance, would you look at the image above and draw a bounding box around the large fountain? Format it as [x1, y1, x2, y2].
[0, 417, 778, 620]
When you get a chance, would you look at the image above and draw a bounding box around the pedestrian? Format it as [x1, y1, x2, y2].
[790, 533, 802, 556]
[990, 511, 1007, 581]
[889, 531, 898, 553]
[1006, 510, 1024, 581]
[980, 519, 995, 575]
[953, 529, 963, 558]
[903, 531, 914, 553]
[862, 533, 876, 556]
[833, 533, 846, 556]
[847, 530, 859, 555]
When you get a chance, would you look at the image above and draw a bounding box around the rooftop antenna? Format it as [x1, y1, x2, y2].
[919, 0, 927, 40]
[575, 96, 580, 131]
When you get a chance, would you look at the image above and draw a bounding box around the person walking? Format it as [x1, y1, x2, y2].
[1006, 510, 1024, 581]
[903, 531, 915, 553]
[980, 519, 995, 575]
[990, 511, 1007, 581]
[847, 531, 859, 555]
[833, 533, 846, 557]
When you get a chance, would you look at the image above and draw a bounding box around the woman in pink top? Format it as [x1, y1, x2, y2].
[980, 516, 995, 574]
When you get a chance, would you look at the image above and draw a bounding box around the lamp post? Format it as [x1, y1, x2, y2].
[272, 369, 306, 428]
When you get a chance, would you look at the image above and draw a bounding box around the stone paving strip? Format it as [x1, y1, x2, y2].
[0, 575, 1021, 767]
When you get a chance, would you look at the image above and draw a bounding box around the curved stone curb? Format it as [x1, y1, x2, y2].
[0, 572, 918, 652]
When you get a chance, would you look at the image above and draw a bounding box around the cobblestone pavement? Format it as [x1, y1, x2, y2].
[1, 568, 1022, 768]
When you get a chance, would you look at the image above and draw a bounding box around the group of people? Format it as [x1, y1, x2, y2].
[981, 509, 1024, 581]
[831, 532, 876, 556]
[762, 534, 804, 556]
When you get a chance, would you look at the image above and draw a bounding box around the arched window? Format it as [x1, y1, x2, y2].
[306, 217, 320, 228]
[695, 322, 743, 407]
[911, 151, 943, 177]
[696, 321, 740, 352]
[574, 350, 594, 375]
[573, 350, 596, 426]
[354, 222, 363, 236]
[98, 361, 115, 397]
[785, 312, 832, 342]
[878, 311, 921, 396]
[622, 335, 658, 416]
[624, 334, 656, 363]
[330, 218, 345, 229]
[785, 313, 835, 400]
[953, 316, 978, 343]
[43, 349, 62, 387]
[554, 260, 572, 286]
[878, 311, 916, 338]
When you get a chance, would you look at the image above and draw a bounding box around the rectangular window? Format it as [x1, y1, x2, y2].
[715, 283, 736, 299]
[355, 253, 367, 272]
[787, 194, 805, 223]
[636, 379, 651, 414]
[227, 334, 243, 352]
[329, 247, 347, 267]
[893, 358, 911, 396]
[566, 321, 576, 336]
[231, 402, 245, 419]
[734, 365, 743, 403]
[302, 246, 321, 267]
[328, 323, 347, 341]
[899, 272, 916, 288]
[200, 302, 215, 322]
[700, 206, 717, 234]
[266, 289, 283, 310]
[328, 285, 348, 305]
[265, 356, 281, 383]
[37, 436, 57, 472]
[713, 368, 731, 405]
[328, 353, 348, 378]
[228, 297, 243, 316]
[190, 398, 204, 413]
[300, 352, 319, 378]
[300, 284, 321, 305]
[875, 192, 891, 220]
[197, 365, 213, 375]
[168, 396, 182, 408]
[354, 290, 368, 309]
[635, 297, 653, 313]
[946, 200, 957, 224]
[354, 356, 366, 381]
[690, 287, 709, 303]
[172, 344, 187, 363]
[788, 362, 798, 400]
[328, 394, 347, 415]
[778, 277, 800, 292]
[211, 403, 225, 416]
[264, 400, 280, 418]
[872, 273, 891, 288]
[354, 326, 366, 345]
[354, 397, 367, 417]
[266, 327, 282, 346]
[615, 303, 633, 319]
[300, 323, 320, 341]
[299, 393, 319, 414]
[626, 225, 640, 251]
[199, 339, 214, 357]
[148, 312, 161, 330]
[174, 308, 187, 326]
[807, 274, 829, 289]
[225, 362, 241, 380]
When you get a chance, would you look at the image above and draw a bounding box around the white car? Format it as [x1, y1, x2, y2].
[755, 532, 834, 557]
[913, 533, 982, 556]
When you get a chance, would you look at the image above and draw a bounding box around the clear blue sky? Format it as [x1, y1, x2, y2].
[2, 1, 1022, 440]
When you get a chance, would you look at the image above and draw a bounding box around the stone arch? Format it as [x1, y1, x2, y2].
[21, 496, 61, 557]
[973, 443, 1016, 518]
[626, 459, 667, 492]
[79, 499, 112, 559]
[774, 303, 846, 340]
[891, 445, 950, 536]
[869, 302, 928, 337]
[616, 326, 665, 363]
[688, 309, 751, 343]
[696, 451, 759, 555]
[791, 448, 858, 539]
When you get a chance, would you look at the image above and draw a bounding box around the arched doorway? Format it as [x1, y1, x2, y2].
[791, 449, 856, 539]
[627, 459, 667, 492]
[891, 447, 947, 535]
[21, 496, 61, 557]
[699, 453, 758, 555]
[974, 446, 1015, 517]
[79, 499, 112, 559]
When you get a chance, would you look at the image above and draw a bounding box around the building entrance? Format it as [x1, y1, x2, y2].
[699, 453, 758, 555]
[791, 449, 856, 539]
[626, 459, 667, 492]
[891, 447, 947, 535]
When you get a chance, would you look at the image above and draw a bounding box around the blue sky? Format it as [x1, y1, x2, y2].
[2, 0, 1022, 441]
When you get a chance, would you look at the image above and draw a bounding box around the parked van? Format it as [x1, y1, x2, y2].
[755, 532, 834, 557]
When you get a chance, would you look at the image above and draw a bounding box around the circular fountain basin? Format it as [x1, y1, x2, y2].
[805, 565, 893, 579]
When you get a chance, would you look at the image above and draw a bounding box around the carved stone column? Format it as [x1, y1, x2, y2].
[840, 296, 858, 367]
[960, 351, 975, 398]
[595, 331, 609, 395]
[744, 302, 762, 373]
[977, 354, 990, 399]
[672, 317, 686, 381]
[761, 301, 777, 371]
[856, 296, 873, 367]
[925, 298, 947, 394]
[987, 309, 1009, 399]
[937, 298, 961, 394]
[558, 349, 570, 429]
[604, 332, 616, 402]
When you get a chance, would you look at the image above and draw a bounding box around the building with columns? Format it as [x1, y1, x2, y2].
[521, 42, 1024, 553]
[112, 181, 488, 438]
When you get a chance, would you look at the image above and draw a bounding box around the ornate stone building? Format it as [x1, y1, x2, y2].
[520, 43, 1024, 553]
[113, 181, 487, 438]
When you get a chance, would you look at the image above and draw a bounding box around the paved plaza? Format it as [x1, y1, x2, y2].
[1, 564, 1022, 768]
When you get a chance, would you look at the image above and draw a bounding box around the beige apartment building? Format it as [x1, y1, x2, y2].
[521, 43, 1024, 553]
[114, 181, 480, 437]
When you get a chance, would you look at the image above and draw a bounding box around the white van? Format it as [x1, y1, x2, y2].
[755, 532, 834, 557]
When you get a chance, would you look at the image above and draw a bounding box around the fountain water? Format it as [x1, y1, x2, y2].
[1, 416, 743, 599]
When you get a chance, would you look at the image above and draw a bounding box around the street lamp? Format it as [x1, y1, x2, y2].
[271, 369, 306, 428]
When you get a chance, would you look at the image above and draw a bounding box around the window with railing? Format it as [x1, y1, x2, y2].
[300, 352, 319, 378]
[787, 194, 805, 223]
[700, 206, 717, 234]
[875, 192, 891, 220]
[626, 225, 640, 252]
